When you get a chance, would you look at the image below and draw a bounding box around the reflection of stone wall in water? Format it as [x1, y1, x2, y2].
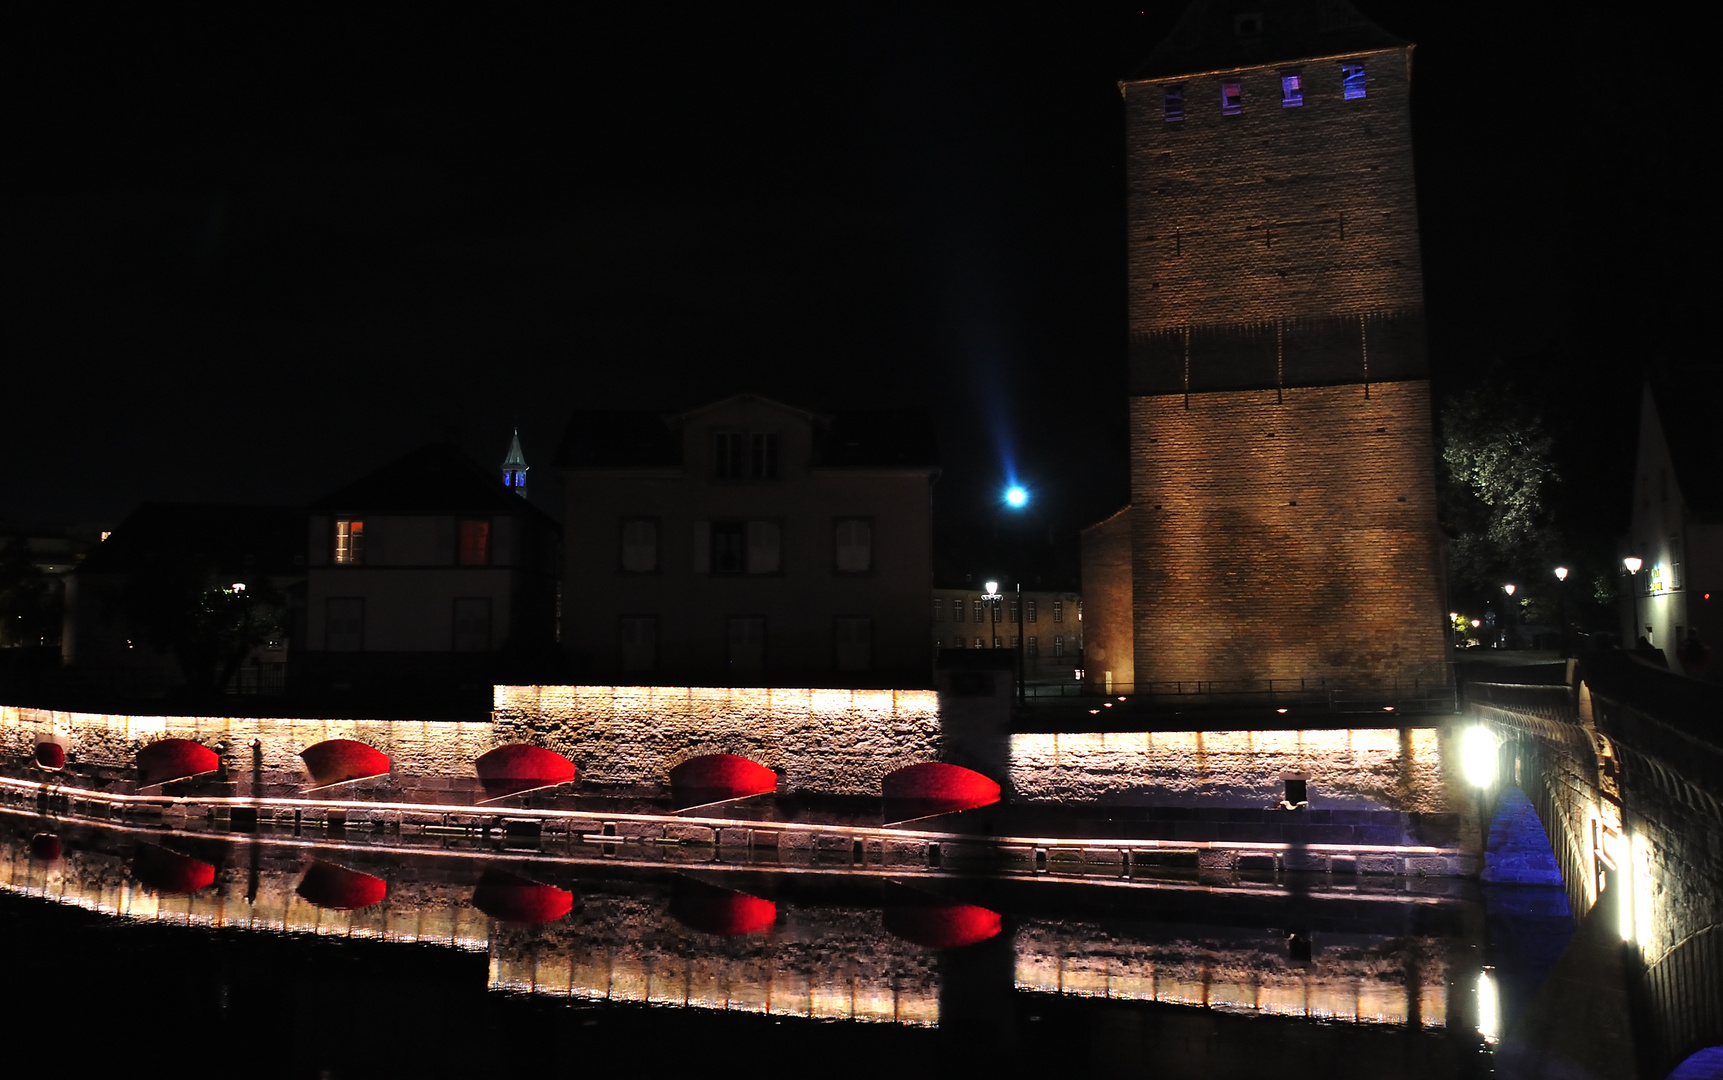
[0, 826, 491, 949]
[1014, 919, 1451, 1028]
[489, 887, 942, 1025]
[493, 685, 944, 797]
[1009, 727, 1467, 812]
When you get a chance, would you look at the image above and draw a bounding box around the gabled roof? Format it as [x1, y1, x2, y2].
[1128, 0, 1407, 82]
[674, 392, 830, 426]
[1650, 367, 1723, 520]
[76, 504, 305, 576]
[310, 441, 557, 525]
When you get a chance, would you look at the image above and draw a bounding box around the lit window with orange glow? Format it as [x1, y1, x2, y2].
[334, 519, 364, 565]
[459, 519, 491, 566]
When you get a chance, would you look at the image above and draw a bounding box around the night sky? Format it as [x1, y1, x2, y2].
[10, 3, 1710, 568]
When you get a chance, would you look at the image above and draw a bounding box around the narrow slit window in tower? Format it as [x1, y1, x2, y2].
[1342, 63, 1367, 100]
[1281, 73, 1303, 107]
[1164, 85, 1184, 122]
[1221, 80, 1243, 115]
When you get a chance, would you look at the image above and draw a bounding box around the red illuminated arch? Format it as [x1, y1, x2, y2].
[471, 871, 576, 924]
[475, 745, 577, 802]
[669, 754, 777, 811]
[669, 879, 776, 936]
[882, 762, 1000, 824]
[296, 861, 388, 911]
[133, 843, 215, 895]
[136, 739, 220, 788]
[299, 739, 391, 790]
[34, 741, 66, 771]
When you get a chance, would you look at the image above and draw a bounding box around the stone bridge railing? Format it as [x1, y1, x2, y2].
[1463, 656, 1723, 1078]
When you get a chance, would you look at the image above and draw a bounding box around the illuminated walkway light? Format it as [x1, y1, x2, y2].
[1004, 485, 1028, 509]
[1462, 727, 1497, 788]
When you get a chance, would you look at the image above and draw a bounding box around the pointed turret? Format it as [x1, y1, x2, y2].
[501, 429, 530, 499]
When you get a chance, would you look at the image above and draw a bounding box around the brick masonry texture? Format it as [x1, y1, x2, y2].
[1122, 47, 1424, 335]
[1116, 43, 1447, 686]
[1129, 381, 1448, 684]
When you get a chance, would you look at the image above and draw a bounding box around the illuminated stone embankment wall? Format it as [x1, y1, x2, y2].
[0, 704, 493, 797]
[492, 685, 943, 796]
[1008, 726, 1463, 813]
[3, 697, 1463, 813]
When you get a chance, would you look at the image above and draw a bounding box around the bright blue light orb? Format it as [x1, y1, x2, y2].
[1004, 486, 1029, 509]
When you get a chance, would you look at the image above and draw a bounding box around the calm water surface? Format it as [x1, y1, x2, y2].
[0, 809, 1567, 1078]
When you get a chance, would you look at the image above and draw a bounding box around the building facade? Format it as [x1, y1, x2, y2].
[301, 442, 560, 692]
[557, 394, 937, 686]
[930, 586, 1083, 685]
[1097, 0, 1449, 687]
[1624, 374, 1721, 680]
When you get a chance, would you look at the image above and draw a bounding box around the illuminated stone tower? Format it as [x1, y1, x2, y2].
[502, 429, 530, 499]
[1120, 1, 1447, 686]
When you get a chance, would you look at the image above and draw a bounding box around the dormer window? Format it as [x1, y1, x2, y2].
[1221, 80, 1243, 116]
[1281, 72, 1303, 107]
[714, 430, 780, 480]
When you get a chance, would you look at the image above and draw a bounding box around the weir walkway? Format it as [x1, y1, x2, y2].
[1464, 652, 1722, 1080]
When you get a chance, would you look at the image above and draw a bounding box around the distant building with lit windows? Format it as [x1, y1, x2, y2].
[301, 441, 560, 693]
[555, 393, 937, 686]
[930, 586, 1083, 685]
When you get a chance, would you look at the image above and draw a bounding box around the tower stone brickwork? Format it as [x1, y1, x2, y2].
[1119, 1, 1448, 686]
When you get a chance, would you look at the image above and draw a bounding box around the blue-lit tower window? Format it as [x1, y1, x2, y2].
[1221, 80, 1243, 116]
[1281, 72, 1303, 107]
[1342, 63, 1367, 100]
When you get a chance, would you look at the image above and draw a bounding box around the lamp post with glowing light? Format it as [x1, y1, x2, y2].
[1553, 566, 1569, 654]
[993, 484, 1031, 704]
[1624, 557, 1643, 646]
[1502, 584, 1516, 649]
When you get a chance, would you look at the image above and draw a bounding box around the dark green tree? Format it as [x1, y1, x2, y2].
[1438, 387, 1562, 612]
[116, 563, 287, 695]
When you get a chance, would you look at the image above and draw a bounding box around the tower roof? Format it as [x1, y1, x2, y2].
[1129, 0, 1407, 81]
[502, 428, 529, 471]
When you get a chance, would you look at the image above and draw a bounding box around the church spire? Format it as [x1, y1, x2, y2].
[501, 429, 529, 498]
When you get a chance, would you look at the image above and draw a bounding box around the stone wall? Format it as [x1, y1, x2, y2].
[1008, 726, 1465, 813]
[1128, 381, 1449, 686]
[492, 684, 943, 796]
[1078, 508, 1134, 692]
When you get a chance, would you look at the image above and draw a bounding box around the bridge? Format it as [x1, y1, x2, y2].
[1465, 652, 1723, 1080]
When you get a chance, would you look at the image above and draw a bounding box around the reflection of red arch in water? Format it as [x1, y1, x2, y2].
[133, 843, 216, 895]
[474, 745, 577, 802]
[669, 880, 777, 936]
[471, 871, 575, 924]
[136, 739, 221, 788]
[881, 762, 1000, 824]
[669, 754, 776, 811]
[883, 899, 1003, 950]
[30, 834, 61, 863]
[299, 739, 391, 791]
[296, 861, 388, 911]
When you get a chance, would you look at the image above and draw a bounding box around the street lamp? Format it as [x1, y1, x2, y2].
[982, 579, 1027, 704]
[1553, 567, 1569, 654]
[1623, 557, 1643, 645]
[1501, 585, 1516, 649]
